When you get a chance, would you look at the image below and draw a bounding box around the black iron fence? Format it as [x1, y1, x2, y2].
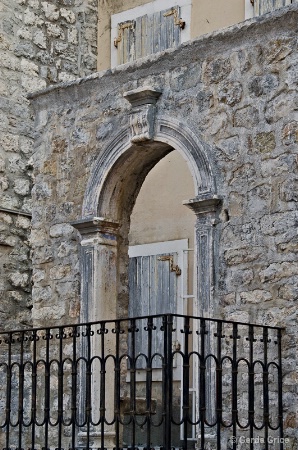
[0, 314, 283, 450]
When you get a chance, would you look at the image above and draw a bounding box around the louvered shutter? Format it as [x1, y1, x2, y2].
[116, 6, 182, 65]
[253, 0, 292, 16]
[128, 252, 178, 369]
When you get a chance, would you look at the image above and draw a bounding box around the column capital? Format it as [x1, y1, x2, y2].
[184, 195, 222, 215]
[71, 216, 120, 237]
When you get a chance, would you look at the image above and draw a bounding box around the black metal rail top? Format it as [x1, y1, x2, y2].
[0, 313, 285, 335]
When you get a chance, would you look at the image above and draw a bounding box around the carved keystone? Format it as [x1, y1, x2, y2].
[123, 86, 162, 143]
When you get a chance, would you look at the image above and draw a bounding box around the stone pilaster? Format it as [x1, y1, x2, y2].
[71, 217, 120, 323]
[184, 196, 222, 317]
[71, 217, 120, 449]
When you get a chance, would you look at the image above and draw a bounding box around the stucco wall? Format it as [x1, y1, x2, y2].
[98, 0, 245, 71]
[29, 4, 298, 443]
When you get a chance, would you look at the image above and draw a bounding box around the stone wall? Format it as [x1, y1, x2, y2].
[29, 5, 298, 445]
[0, 0, 97, 329]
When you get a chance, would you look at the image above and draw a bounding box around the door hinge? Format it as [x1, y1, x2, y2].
[163, 7, 185, 29]
[157, 255, 181, 276]
[114, 21, 135, 48]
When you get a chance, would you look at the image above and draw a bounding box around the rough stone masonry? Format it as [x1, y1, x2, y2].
[0, 0, 97, 329]
[28, 5, 298, 446]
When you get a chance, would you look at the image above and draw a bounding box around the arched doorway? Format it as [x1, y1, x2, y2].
[72, 90, 222, 448]
[73, 114, 221, 325]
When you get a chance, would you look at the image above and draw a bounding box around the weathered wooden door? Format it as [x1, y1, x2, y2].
[128, 240, 187, 368]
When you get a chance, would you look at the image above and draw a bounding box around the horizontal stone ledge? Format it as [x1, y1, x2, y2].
[71, 216, 120, 236]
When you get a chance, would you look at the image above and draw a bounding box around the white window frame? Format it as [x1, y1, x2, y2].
[111, 0, 192, 68]
[245, 0, 254, 19]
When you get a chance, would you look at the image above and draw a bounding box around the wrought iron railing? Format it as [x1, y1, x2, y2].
[0, 314, 283, 450]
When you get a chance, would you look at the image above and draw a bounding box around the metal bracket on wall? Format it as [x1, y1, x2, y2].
[157, 255, 182, 276]
[114, 21, 135, 48]
[163, 7, 185, 29]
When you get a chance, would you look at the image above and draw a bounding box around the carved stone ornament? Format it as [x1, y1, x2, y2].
[123, 86, 162, 143]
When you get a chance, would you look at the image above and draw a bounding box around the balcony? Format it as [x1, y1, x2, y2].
[0, 314, 283, 450]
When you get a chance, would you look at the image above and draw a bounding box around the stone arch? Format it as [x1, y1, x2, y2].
[82, 117, 217, 221]
[73, 108, 222, 327]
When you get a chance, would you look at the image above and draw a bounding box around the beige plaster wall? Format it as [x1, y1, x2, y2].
[98, 0, 245, 70]
[191, 0, 245, 37]
[128, 150, 195, 248]
[98, 0, 154, 71]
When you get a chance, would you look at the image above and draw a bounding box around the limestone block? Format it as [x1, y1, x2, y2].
[7, 290, 26, 303]
[0, 33, 10, 50]
[14, 41, 36, 59]
[69, 297, 80, 317]
[228, 191, 244, 217]
[46, 23, 64, 38]
[20, 58, 39, 76]
[19, 136, 34, 155]
[239, 289, 272, 304]
[279, 177, 298, 202]
[196, 90, 213, 112]
[55, 280, 79, 297]
[49, 265, 71, 280]
[15, 216, 31, 230]
[264, 37, 294, 64]
[8, 271, 29, 288]
[278, 282, 298, 300]
[22, 197, 33, 212]
[0, 234, 17, 246]
[41, 2, 60, 21]
[55, 42, 68, 54]
[233, 105, 259, 128]
[206, 111, 228, 136]
[248, 74, 279, 97]
[33, 30, 47, 49]
[22, 73, 47, 92]
[230, 268, 254, 286]
[24, 9, 39, 26]
[282, 121, 298, 145]
[28, 0, 39, 7]
[224, 246, 263, 266]
[49, 223, 74, 238]
[57, 242, 75, 257]
[32, 245, 53, 263]
[255, 131, 276, 154]
[32, 285, 52, 303]
[0, 133, 19, 152]
[30, 228, 48, 247]
[0, 213, 13, 224]
[68, 28, 78, 44]
[204, 57, 232, 83]
[14, 178, 30, 196]
[0, 175, 9, 191]
[0, 50, 20, 70]
[32, 181, 51, 199]
[32, 269, 45, 283]
[58, 71, 76, 82]
[32, 304, 66, 321]
[17, 27, 32, 40]
[265, 90, 298, 124]
[60, 8, 76, 24]
[277, 238, 298, 254]
[260, 262, 298, 283]
[218, 81, 242, 106]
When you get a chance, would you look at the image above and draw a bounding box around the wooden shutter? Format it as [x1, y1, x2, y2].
[128, 252, 178, 368]
[253, 0, 292, 16]
[116, 6, 182, 65]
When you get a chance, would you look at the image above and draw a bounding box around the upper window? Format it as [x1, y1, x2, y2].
[111, 0, 191, 67]
[246, 0, 293, 19]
